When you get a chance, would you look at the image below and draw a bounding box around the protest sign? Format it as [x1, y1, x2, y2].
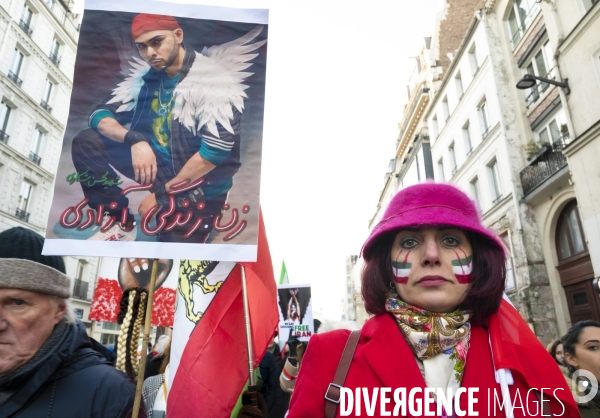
[42, 0, 268, 262]
[277, 284, 314, 347]
[89, 257, 178, 327]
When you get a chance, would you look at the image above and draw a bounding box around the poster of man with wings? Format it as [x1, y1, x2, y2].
[43, 1, 268, 262]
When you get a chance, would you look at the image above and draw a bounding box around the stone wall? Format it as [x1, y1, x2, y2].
[438, 0, 482, 75]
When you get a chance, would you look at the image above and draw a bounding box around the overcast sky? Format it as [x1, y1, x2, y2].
[176, 0, 446, 320]
[93, 0, 445, 320]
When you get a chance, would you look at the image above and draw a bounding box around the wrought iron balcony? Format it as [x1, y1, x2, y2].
[8, 71, 22, 87]
[40, 100, 52, 113]
[520, 135, 569, 196]
[15, 208, 29, 222]
[72, 278, 90, 301]
[29, 151, 41, 165]
[0, 130, 8, 144]
[49, 51, 61, 67]
[18, 19, 33, 37]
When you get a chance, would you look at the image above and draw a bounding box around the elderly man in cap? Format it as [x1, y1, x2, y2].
[71, 13, 265, 243]
[0, 227, 138, 417]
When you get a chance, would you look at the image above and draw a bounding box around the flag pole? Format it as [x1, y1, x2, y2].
[241, 265, 259, 407]
[132, 259, 160, 418]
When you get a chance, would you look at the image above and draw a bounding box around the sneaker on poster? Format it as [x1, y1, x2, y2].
[87, 213, 137, 241]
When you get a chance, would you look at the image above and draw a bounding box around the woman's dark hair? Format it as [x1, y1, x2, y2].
[562, 320, 600, 374]
[361, 228, 506, 325]
[547, 339, 564, 365]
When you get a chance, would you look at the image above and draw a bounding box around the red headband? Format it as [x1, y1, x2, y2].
[131, 14, 181, 40]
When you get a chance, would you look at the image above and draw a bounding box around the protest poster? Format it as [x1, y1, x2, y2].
[277, 284, 314, 347]
[42, 0, 268, 262]
[89, 257, 178, 327]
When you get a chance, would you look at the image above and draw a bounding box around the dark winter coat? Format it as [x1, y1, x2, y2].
[259, 350, 280, 411]
[1, 321, 138, 418]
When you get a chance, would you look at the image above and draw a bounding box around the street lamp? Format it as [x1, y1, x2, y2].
[515, 73, 570, 95]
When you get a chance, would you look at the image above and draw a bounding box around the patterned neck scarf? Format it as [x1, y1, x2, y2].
[385, 298, 472, 392]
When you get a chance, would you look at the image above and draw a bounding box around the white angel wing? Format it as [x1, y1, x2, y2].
[173, 25, 267, 137]
[106, 57, 151, 113]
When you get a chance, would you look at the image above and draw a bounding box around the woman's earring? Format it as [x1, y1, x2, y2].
[389, 281, 397, 292]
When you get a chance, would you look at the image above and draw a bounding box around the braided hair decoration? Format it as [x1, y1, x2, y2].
[116, 287, 149, 380]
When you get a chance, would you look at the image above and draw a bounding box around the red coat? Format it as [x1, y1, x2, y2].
[287, 314, 579, 418]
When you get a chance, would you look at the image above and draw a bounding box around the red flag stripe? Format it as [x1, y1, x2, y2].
[488, 299, 579, 415]
[168, 211, 278, 417]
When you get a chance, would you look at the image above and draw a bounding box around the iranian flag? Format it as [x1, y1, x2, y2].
[488, 299, 579, 416]
[168, 212, 278, 417]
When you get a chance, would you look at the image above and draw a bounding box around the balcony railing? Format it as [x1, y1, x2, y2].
[8, 71, 22, 87]
[72, 278, 90, 301]
[15, 208, 30, 222]
[49, 51, 61, 67]
[520, 135, 570, 196]
[29, 152, 41, 165]
[0, 130, 8, 143]
[18, 19, 33, 37]
[40, 100, 52, 113]
[44, 0, 80, 40]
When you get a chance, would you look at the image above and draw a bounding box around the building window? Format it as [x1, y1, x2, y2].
[100, 333, 117, 346]
[536, 111, 569, 148]
[442, 96, 450, 122]
[455, 72, 463, 99]
[16, 181, 33, 221]
[76, 259, 85, 280]
[19, 5, 34, 37]
[0, 102, 11, 143]
[468, 44, 479, 76]
[437, 158, 445, 182]
[463, 121, 473, 155]
[478, 98, 491, 138]
[470, 177, 481, 209]
[524, 41, 555, 107]
[9, 50, 24, 87]
[449, 142, 457, 174]
[508, 0, 540, 47]
[431, 115, 439, 141]
[41, 80, 53, 113]
[581, 0, 597, 13]
[488, 159, 502, 203]
[556, 200, 587, 261]
[29, 129, 43, 164]
[49, 38, 61, 66]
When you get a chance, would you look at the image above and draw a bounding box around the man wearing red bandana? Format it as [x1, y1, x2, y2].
[71, 13, 265, 243]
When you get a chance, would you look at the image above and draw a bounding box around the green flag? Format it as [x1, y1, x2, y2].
[279, 260, 289, 285]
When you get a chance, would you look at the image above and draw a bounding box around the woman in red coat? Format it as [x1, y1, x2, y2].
[287, 183, 579, 418]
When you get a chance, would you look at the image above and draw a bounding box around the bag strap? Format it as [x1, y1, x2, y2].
[324, 330, 361, 418]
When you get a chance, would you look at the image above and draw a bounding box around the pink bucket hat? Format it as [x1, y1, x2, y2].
[361, 182, 505, 260]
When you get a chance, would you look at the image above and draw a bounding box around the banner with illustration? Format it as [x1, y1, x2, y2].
[277, 284, 314, 348]
[89, 257, 178, 326]
[42, 0, 268, 261]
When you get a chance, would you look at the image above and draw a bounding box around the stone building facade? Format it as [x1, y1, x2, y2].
[482, 0, 600, 336]
[424, 13, 560, 343]
[0, 0, 100, 334]
[367, 0, 600, 342]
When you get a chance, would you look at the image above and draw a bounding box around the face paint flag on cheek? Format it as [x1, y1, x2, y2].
[452, 253, 473, 284]
[392, 260, 411, 284]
